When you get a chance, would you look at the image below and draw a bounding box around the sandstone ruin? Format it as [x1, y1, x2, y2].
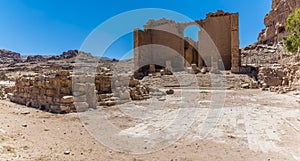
[134, 10, 241, 74]
[1, 7, 299, 114]
[1, 1, 300, 160]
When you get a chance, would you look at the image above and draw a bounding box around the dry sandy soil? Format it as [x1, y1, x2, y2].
[0, 88, 300, 161]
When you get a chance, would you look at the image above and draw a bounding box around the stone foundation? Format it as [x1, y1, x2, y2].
[9, 67, 150, 113]
[10, 71, 75, 113]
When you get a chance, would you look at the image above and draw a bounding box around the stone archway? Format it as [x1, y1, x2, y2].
[181, 23, 205, 68]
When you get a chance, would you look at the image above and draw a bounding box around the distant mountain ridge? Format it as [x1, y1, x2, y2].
[0, 49, 118, 64]
[0, 49, 22, 64]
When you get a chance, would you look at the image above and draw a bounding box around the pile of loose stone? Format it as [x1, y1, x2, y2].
[0, 81, 15, 100]
[240, 43, 300, 93]
[256, 63, 300, 94]
[0, 86, 12, 100]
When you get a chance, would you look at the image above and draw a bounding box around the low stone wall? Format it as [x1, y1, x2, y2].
[9, 69, 150, 113]
[10, 71, 75, 113]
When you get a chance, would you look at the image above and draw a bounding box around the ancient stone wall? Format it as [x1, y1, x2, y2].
[10, 71, 75, 113]
[134, 10, 241, 73]
[9, 70, 113, 113]
[134, 29, 185, 72]
[9, 68, 149, 113]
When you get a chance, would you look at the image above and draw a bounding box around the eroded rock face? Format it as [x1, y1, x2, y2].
[258, 0, 300, 45]
[60, 50, 80, 59]
[0, 49, 22, 64]
[25, 55, 47, 62]
[25, 50, 81, 62]
[241, 43, 287, 65]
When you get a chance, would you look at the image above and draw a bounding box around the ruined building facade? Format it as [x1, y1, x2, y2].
[134, 10, 241, 73]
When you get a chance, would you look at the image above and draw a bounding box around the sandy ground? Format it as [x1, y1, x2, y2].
[0, 89, 300, 161]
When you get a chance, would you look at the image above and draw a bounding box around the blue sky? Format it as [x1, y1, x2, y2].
[0, 0, 272, 59]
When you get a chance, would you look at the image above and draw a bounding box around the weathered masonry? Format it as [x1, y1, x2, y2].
[134, 10, 241, 73]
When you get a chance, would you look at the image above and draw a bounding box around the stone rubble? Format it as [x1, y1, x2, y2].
[255, 61, 300, 93]
[0, 82, 15, 100]
[241, 43, 287, 66]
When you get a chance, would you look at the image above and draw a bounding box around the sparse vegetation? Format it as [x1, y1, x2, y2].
[284, 8, 300, 57]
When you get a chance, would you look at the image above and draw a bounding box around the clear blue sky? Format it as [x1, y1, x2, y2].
[0, 0, 272, 59]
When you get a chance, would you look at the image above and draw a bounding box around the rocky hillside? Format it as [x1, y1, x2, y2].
[24, 50, 80, 62]
[0, 49, 22, 64]
[0, 49, 93, 64]
[258, 0, 300, 45]
[241, 42, 288, 65]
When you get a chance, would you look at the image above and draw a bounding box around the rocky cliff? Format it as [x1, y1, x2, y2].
[258, 0, 300, 45]
[0, 49, 22, 64]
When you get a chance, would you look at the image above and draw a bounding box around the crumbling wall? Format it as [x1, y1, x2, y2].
[134, 29, 185, 72]
[197, 11, 233, 70]
[9, 71, 116, 113]
[10, 71, 75, 113]
[134, 10, 241, 73]
[9, 69, 150, 113]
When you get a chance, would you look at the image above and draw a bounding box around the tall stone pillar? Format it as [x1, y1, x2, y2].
[149, 64, 156, 73]
[197, 40, 204, 67]
[134, 29, 140, 72]
[230, 13, 240, 73]
[211, 56, 219, 72]
[166, 60, 173, 72]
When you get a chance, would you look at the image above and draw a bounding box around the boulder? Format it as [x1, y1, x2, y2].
[241, 83, 250, 89]
[74, 102, 89, 112]
[60, 96, 74, 104]
[166, 89, 175, 95]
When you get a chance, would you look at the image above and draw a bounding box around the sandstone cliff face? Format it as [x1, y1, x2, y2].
[258, 0, 300, 45]
[0, 49, 22, 64]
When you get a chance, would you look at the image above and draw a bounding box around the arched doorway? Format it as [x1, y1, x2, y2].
[183, 25, 202, 67]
